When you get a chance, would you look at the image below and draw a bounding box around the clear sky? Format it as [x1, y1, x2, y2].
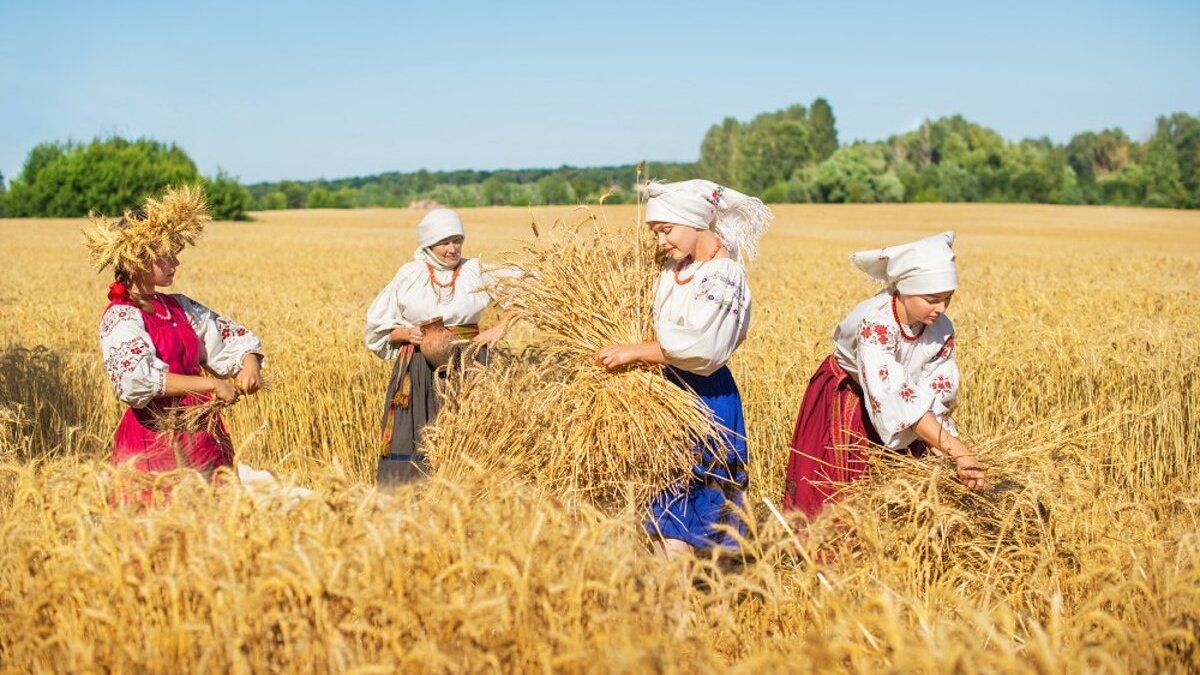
[1, 0, 1197, 184]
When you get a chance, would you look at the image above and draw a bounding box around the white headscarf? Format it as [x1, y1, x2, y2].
[640, 179, 773, 262]
[851, 231, 958, 294]
[413, 208, 466, 271]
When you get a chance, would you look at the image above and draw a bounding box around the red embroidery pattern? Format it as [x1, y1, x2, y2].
[105, 337, 154, 395]
[869, 398, 881, 414]
[935, 335, 956, 360]
[858, 321, 897, 349]
[899, 384, 917, 403]
[216, 316, 249, 341]
[930, 374, 954, 393]
[878, 366, 890, 381]
[99, 305, 139, 338]
[705, 185, 725, 206]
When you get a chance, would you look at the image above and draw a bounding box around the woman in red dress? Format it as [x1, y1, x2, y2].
[86, 186, 264, 476]
[782, 232, 985, 518]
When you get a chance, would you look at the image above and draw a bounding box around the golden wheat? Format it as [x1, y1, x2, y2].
[0, 203, 1197, 672]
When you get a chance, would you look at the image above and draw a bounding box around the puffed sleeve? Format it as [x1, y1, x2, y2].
[173, 294, 264, 378]
[365, 266, 419, 360]
[854, 319, 936, 449]
[922, 332, 960, 437]
[656, 268, 750, 376]
[99, 305, 169, 408]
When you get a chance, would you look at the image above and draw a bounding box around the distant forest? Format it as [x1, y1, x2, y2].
[3, 99, 1197, 218]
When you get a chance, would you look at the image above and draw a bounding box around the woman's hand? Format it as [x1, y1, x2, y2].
[211, 379, 240, 403]
[388, 326, 423, 345]
[954, 454, 987, 490]
[596, 344, 638, 370]
[473, 324, 506, 347]
[237, 354, 263, 394]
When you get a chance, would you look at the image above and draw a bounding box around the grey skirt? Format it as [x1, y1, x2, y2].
[377, 345, 486, 487]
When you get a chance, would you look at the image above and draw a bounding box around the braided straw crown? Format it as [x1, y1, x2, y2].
[82, 185, 211, 274]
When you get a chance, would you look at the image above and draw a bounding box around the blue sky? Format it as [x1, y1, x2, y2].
[1, 0, 1197, 184]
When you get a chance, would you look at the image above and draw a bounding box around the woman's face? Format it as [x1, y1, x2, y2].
[430, 236, 464, 266]
[647, 222, 700, 261]
[899, 290, 955, 326]
[140, 254, 179, 288]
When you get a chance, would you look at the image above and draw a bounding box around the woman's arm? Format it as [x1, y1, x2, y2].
[163, 373, 239, 402]
[473, 310, 519, 347]
[596, 341, 667, 370]
[913, 412, 986, 490]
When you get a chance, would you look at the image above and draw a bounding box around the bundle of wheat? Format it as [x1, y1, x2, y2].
[155, 373, 275, 436]
[423, 211, 725, 512]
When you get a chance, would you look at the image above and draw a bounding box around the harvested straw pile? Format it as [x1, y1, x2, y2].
[802, 414, 1110, 589]
[423, 210, 724, 512]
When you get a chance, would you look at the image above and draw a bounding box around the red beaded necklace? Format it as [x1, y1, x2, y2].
[426, 263, 462, 303]
[891, 294, 924, 341]
[673, 237, 723, 286]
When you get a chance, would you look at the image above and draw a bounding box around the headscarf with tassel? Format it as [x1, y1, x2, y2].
[639, 179, 773, 262]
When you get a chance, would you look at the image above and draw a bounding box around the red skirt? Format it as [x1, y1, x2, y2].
[782, 355, 883, 518]
[112, 396, 234, 473]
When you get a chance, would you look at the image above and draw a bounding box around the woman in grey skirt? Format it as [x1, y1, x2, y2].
[364, 209, 513, 486]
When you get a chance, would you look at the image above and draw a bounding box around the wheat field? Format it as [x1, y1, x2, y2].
[1, 203, 1198, 672]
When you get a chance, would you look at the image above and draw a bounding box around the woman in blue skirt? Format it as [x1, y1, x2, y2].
[596, 179, 772, 557]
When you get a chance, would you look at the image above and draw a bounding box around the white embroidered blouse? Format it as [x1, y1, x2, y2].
[832, 291, 960, 449]
[653, 257, 751, 377]
[98, 295, 263, 409]
[364, 258, 510, 360]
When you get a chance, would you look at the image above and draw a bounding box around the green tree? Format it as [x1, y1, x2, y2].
[306, 187, 332, 208]
[1159, 113, 1200, 207]
[808, 97, 839, 161]
[1098, 165, 1146, 206]
[5, 137, 200, 217]
[480, 176, 515, 205]
[277, 180, 307, 209]
[261, 191, 287, 210]
[798, 145, 904, 203]
[203, 169, 253, 220]
[569, 177, 598, 203]
[934, 161, 980, 202]
[1141, 119, 1188, 208]
[1066, 131, 1099, 183]
[0, 171, 6, 217]
[333, 186, 358, 208]
[509, 183, 535, 207]
[738, 117, 813, 193]
[1067, 128, 1130, 203]
[698, 117, 742, 186]
[535, 174, 574, 204]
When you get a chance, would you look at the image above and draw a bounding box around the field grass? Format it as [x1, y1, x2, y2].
[1, 203, 1198, 672]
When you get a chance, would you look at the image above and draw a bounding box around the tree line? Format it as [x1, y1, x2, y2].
[0, 138, 253, 220]
[2, 101, 1196, 218]
[697, 99, 1198, 208]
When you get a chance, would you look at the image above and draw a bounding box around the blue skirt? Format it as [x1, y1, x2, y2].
[646, 365, 748, 549]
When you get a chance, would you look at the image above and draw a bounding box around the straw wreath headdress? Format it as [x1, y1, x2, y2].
[82, 185, 211, 274]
